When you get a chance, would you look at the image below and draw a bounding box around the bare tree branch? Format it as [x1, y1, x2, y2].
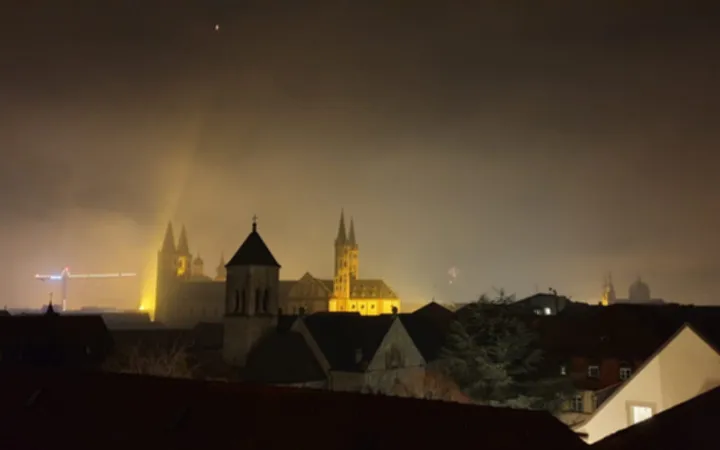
[392, 370, 472, 403]
[104, 342, 196, 379]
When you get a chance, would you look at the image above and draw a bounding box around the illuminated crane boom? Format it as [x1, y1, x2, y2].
[34, 266, 136, 312]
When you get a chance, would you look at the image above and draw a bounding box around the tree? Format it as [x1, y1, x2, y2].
[104, 343, 196, 379]
[439, 290, 574, 411]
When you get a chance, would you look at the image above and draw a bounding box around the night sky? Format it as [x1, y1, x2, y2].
[2, 2, 719, 310]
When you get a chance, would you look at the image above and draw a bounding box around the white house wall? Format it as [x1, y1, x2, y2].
[576, 326, 720, 444]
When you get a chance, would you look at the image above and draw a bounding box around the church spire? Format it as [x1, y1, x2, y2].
[348, 217, 357, 247]
[161, 222, 176, 253]
[216, 252, 227, 280]
[177, 225, 190, 255]
[335, 209, 347, 245]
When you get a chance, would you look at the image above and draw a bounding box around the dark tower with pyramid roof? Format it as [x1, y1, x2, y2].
[223, 216, 282, 366]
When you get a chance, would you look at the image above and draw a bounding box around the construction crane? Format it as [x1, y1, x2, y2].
[34, 266, 136, 312]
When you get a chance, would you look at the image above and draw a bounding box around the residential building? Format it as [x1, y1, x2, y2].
[573, 324, 720, 444]
[0, 304, 113, 369]
[592, 385, 720, 450]
[243, 312, 426, 393]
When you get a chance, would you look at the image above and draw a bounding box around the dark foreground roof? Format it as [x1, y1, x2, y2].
[0, 368, 587, 450]
[592, 385, 720, 450]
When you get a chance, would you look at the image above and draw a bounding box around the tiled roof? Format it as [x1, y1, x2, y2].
[350, 279, 398, 299]
[398, 310, 453, 362]
[301, 313, 395, 371]
[0, 314, 113, 367]
[244, 331, 326, 384]
[226, 226, 280, 267]
[533, 304, 720, 360]
[0, 368, 589, 450]
[592, 385, 720, 450]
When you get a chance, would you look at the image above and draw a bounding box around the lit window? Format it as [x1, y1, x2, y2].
[588, 365, 600, 378]
[631, 405, 653, 424]
[560, 365, 567, 375]
[619, 367, 632, 380]
[544, 307, 552, 315]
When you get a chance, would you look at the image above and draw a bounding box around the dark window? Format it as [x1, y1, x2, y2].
[234, 290, 240, 313]
[385, 346, 403, 369]
[588, 365, 600, 378]
[262, 289, 270, 312]
[241, 290, 247, 314]
[255, 289, 262, 314]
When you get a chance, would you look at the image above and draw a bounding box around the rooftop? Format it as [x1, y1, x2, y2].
[0, 368, 589, 450]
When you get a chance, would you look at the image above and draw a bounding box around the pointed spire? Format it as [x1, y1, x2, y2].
[335, 209, 347, 245]
[161, 222, 176, 253]
[45, 301, 58, 316]
[177, 225, 190, 255]
[215, 253, 227, 280]
[348, 217, 357, 247]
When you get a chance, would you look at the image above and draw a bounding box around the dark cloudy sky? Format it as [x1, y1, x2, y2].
[1, 1, 719, 310]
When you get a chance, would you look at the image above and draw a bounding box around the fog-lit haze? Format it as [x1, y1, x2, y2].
[2, 2, 719, 310]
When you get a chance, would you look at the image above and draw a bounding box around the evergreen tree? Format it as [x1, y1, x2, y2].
[439, 291, 574, 411]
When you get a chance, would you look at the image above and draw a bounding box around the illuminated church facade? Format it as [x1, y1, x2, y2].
[154, 211, 401, 327]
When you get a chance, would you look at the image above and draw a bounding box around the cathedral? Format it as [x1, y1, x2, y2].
[600, 274, 665, 306]
[154, 211, 401, 327]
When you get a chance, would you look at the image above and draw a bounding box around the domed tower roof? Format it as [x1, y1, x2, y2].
[629, 277, 651, 302]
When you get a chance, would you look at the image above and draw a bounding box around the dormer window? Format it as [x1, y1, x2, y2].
[588, 365, 600, 378]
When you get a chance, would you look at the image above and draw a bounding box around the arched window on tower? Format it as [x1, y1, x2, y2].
[262, 289, 270, 313]
[233, 290, 240, 314]
[241, 290, 247, 315]
[255, 289, 262, 314]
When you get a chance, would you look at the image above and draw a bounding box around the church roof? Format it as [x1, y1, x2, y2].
[349, 279, 398, 299]
[226, 222, 280, 268]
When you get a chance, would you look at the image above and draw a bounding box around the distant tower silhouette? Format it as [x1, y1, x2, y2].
[600, 273, 616, 306]
[215, 253, 227, 281]
[155, 222, 194, 324]
[629, 276, 651, 303]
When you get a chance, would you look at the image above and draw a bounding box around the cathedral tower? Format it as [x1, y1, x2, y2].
[155, 221, 178, 324]
[600, 273, 617, 306]
[223, 217, 281, 366]
[175, 225, 192, 280]
[348, 217, 359, 281]
[191, 254, 205, 278]
[333, 210, 351, 300]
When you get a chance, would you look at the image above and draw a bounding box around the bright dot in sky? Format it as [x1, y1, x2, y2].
[214, 24, 220, 31]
